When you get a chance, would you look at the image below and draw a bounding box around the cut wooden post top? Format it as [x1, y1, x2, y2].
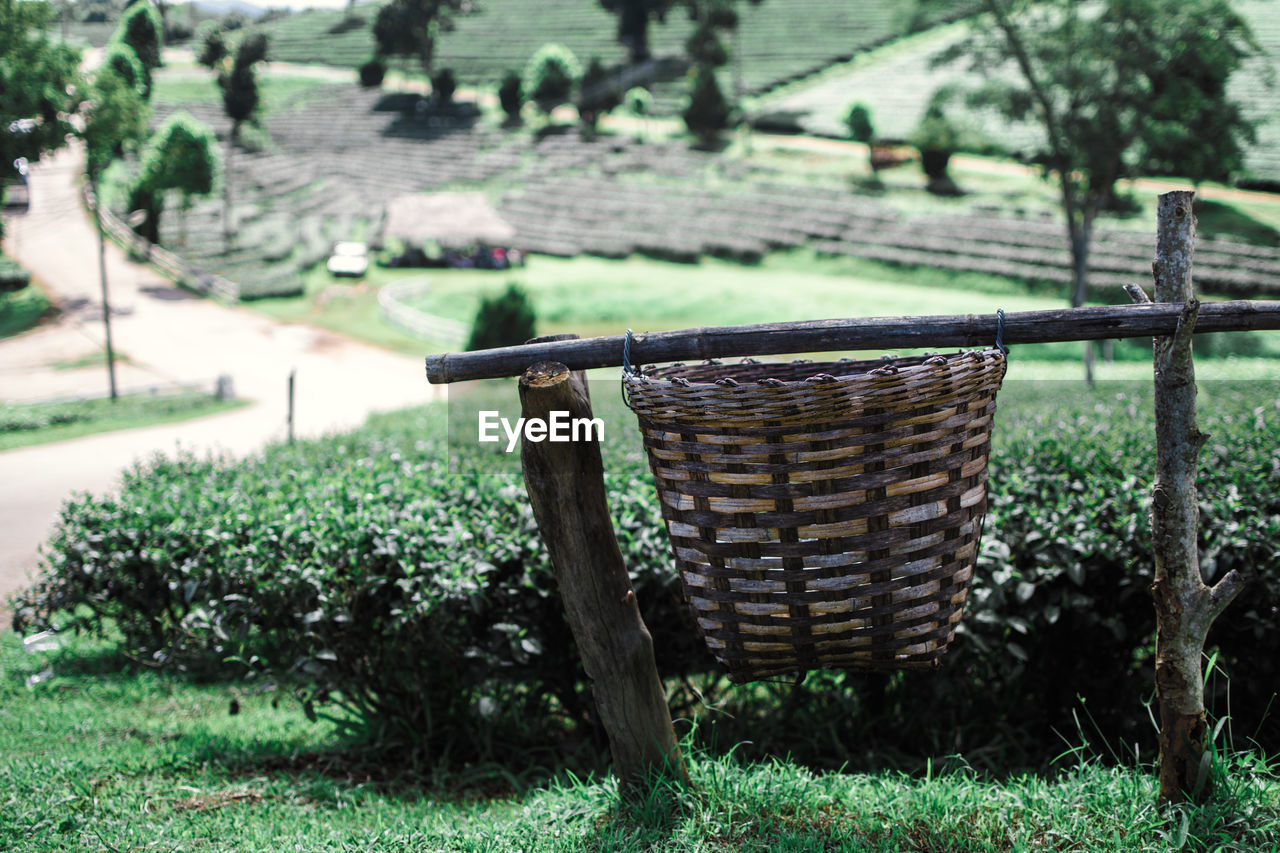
[520, 362, 572, 389]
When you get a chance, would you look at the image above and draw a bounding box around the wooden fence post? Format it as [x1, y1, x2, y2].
[517, 357, 688, 797]
[1150, 190, 1248, 804]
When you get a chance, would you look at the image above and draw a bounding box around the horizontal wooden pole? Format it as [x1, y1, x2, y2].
[425, 300, 1280, 384]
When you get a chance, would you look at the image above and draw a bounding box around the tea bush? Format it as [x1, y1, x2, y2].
[11, 379, 1280, 765]
[954, 381, 1280, 754]
[11, 401, 699, 757]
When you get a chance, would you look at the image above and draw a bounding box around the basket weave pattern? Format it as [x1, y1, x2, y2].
[624, 350, 1007, 683]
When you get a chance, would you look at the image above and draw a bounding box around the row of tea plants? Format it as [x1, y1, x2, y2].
[10, 378, 1279, 769]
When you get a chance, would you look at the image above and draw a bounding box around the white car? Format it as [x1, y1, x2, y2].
[326, 242, 369, 278]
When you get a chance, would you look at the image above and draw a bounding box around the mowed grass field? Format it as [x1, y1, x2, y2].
[251, 251, 1280, 379]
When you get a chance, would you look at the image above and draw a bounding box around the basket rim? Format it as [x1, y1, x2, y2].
[624, 349, 1005, 391]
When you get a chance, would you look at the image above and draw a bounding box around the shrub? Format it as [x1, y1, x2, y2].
[498, 70, 523, 122]
[103, 41, 148, 100]
[910, 103, 961, 181]
[358, 56, 386, 88]
[920, 381, 1280, 757]
[11, 382, 1279, 765]
[523, 43, 581, 115]
[682, 64, 732, 147]
[0, 258, 31, 293]
[9, 404, 694, 757]
[114, 1, 163, 73]
[430, 68, 457, 104]
[846, 102, 874, 144]
[466, 282, 536, 351]
[625, 86, 652, 118]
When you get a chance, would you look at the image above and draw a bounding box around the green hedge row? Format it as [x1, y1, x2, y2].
[10, 379, 1279, 765]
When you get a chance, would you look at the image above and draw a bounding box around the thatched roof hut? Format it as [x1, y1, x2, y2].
[381, 192, 516, 248]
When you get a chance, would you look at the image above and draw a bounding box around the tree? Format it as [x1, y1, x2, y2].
[430, 67, 457, 104]
[114, 1, 164, 82]
[371, 0, 466, 78]
[1136, 16, 1259, 189]
[598, 0, 762, 67]
[934, 0, 1259, 382]
[83, 69, 150, 202]
[359, 55, 387, 88]
[598, 0, 669, 64]
[198, 28, 269, 248]
[102, 41, 149, 101]
[466, 283, 536, 351]
[140, 111, 218, 246]
[82, 65, 150, 402]
[523, 43, 581, 116]
[909, 100, 961, 188]
[682, 63, 731, 147]
[196, 20, 228, 68]
[0, 0, 81, 244]
[845, 102, 873, 145]
[199, 30, 269, 142]
[578, 57, 622, 136]
[624, 85, 653, 141]
[498, 70, 523, 124]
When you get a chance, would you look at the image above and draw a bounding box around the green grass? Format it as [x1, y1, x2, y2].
[401, 253, 1064, 335]
[247, 249, 1280, 372]
[0, 390, 247, 452]
[1, 630, 1276, 852]
[47, 350, 136, 371]
[151, 69, 346, 117]
[1196, 198, 1280, 245]
[249, 251, 1072, 359]
[0, 284, 52, 340]
[247, 272, 451, 358]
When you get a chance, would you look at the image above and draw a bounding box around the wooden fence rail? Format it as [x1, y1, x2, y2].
[377, 277, 469, 345]
[426, 299, 1280, 383]
[84, 186, 240, 304]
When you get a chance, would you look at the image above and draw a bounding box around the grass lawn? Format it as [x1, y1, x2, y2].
[247, 271, 454, 357]
[245, 248, 1280, 378]
[248, 251, 1081, 359]
[151, 70, 346, 115]
[0, 390, 247, 452]
[0, 284, 52, 340]
[1, 630, 1276, 852]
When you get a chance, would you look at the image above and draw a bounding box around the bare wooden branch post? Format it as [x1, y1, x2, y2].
[1150, 191, 1248, 804]
[517, 357, 688, 797]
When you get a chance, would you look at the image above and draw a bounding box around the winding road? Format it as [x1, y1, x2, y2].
[0, 145, 438, 616]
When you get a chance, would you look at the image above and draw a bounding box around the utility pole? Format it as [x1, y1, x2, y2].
[92, 179, 119, 401]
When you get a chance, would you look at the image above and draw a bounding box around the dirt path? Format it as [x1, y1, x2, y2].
[0, 145, 439, 616]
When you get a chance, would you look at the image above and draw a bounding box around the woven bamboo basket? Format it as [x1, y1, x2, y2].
[623, 349, 1007, 683]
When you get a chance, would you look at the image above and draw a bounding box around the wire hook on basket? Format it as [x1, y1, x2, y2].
[996, 308, 1009, 356]
[621, 328, 640, 408]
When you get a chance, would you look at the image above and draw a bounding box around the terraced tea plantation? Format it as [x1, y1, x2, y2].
[124, 68, 1280, 307]
[260, 0, 978, 114]
[499, 172, 1280, 299]
[758, 0, 1280, 188]
[146, 88, 526, 298]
